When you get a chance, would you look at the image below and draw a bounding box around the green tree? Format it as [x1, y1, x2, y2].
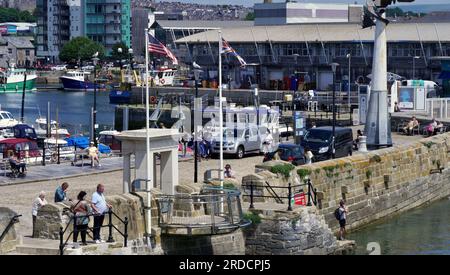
[0, 7, 35, 23]
[111, 42, 130, 61]
[245, 12, 255, 21]
[59, 37, 105, 63]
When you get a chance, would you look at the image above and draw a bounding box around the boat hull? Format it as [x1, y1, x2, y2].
[60, 76, 101, 91]
[0, 78, 36, 93]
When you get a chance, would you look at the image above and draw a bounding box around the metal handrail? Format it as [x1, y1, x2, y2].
[243, 178, 318, 211]
[155, 188, 249, 234]
[0, 214, 21, 243]
[59, 208, 128, 255]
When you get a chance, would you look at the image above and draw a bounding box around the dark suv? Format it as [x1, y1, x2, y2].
[301, 126, 353, 161]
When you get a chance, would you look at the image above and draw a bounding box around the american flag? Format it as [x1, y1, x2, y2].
[221, 38, 247, 67]
[148, 33, 178, 65]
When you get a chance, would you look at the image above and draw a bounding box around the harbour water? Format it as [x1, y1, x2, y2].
[348, 198, 450, 255]
[0, 90, 116, 135]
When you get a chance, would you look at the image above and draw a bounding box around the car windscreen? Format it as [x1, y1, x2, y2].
[304, 130, 331, 143]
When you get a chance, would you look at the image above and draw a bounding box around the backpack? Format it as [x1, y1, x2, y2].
[334, 208, 341, 221]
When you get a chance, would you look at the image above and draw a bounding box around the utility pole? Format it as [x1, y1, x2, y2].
[330, 63, 339, 159]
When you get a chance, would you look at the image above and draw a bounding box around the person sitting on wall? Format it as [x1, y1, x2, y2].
[426, 118, 444, 136]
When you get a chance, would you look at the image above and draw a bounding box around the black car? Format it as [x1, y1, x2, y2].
[301, 126, 353, 161]
[263, 143, 305, 166]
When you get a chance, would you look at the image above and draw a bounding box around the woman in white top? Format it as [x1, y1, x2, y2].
[304, 147, 314, 165]
[262, 129, 274, 154]
[32, 191, 48, 238]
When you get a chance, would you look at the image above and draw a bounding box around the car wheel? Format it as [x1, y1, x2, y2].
[236, 146, 244, 159]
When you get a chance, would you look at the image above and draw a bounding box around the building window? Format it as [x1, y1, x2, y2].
[114, 5, 117, 10]
[26, 50, 30, 56]
[8, 48, 12, 54]
[76, 26, 78, 31]
[114, 36, 117, 41]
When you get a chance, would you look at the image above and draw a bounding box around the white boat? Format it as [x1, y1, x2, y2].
[0, 111, 19, 128]
[43, 138, 75, 162]
[34, 117, 70, 138]
[151, 68, 176, 86]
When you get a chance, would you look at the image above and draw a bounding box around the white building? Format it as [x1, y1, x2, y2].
[254, 2, 363, 25]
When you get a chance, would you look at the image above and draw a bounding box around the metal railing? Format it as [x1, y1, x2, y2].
[0, 214, 21, 243]
[59, 208, 128, 255]
[426, 98, 450, 120]
[243, 178, 317, 211]
[155, 187, 250, 235]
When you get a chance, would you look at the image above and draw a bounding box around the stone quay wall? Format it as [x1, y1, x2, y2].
[246, 133, 450, 233]
[244, 207, 342, 255]
[0, 207, 21, 254]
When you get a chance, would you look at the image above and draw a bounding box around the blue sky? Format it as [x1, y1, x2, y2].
[159, 0, 450, 7]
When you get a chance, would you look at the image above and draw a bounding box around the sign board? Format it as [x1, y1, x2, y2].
[358, 85, 370, 125]
[398, 87, 414, 109]
[293, 111, 306, 144]
[352, 108, 360, 126]
[416, 87, 426, 110]
[294, 192, 306, 206]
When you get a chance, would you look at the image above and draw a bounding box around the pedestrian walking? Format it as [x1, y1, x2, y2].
[91, 184, 111, 243]
[304, 147, 314, 165]
[32, 191, 48, 238]
[71, 191, 91, 247]
[334, 200, 348, 241]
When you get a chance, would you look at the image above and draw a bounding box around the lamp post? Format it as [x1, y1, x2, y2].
[330, 62, 339, 159]
[346, 53, 351, 107]
[118, 47, 122, 69]
[128, 48, 133, 71]
[412, 56, 420, 80]
[193, 67, 202, 183]
[92, 56, 99, 146]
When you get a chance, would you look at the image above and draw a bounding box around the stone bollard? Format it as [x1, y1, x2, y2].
[358, 136, 368, 152]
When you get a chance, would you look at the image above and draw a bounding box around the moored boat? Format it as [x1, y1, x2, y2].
[60, 70, 103, 91]
[0, 66, 37, 93]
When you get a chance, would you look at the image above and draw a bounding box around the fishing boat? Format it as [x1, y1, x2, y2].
[60, 70, 103, 91]
[0, 65, 37, 93]
[109, 82, 131, 104]
[151, 68, 177, 86]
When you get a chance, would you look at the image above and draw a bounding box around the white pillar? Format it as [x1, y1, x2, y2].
[123, 153, 131, 193]
[160, 149, 178, 195]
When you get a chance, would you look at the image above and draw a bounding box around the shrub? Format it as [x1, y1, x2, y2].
[270, 164, 295, 178]
[369, 155, 382, 163]
[366, 169, 372, 179]
[243, 212, 261, 225]
[297, 169, 311, 180]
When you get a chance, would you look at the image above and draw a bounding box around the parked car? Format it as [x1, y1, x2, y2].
[300, 126, 353, 161]
[211, 126, 263, 159]
[263, 143, 305, 165]
[51, 64, 67, 71]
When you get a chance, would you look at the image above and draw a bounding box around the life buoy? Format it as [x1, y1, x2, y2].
[150, 96, 157, 104]
[160, 78, 165, 85]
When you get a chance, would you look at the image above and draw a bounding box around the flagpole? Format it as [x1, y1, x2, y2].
[218, 30, 224, 187]
[145, 28, 152, 244]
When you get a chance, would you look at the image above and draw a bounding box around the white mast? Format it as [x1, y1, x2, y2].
[144, 29, 152, 243]
[218, 30, 224, 187]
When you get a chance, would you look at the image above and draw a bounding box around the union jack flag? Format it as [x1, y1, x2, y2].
[221, 38, 247, 68]
[148, 33, 178, 65]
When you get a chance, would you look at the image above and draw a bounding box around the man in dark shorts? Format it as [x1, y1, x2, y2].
[338, 200, 348, 241]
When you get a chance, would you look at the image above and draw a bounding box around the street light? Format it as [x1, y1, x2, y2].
[92, 56, 99, 146]
[346, 53, 351, 107]
[330, 62, 339, 159]
[118, 47, 122, 69]
[412, 56, 420, 80]
[193, 63, 203, 183]
[128, 48, 133, 71]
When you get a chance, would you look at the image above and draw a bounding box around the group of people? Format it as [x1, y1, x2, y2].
[179, 133, 212, 160]
[32, 182, 111, 246]
[402, 116, 444, 136]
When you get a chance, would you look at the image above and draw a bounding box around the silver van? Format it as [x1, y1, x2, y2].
[211, 126, 262, 159]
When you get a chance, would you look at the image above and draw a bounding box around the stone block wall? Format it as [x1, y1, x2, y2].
[0, 207, 20, 254]
[244, 207, 339, 255]
[245, 133, 450, 233]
